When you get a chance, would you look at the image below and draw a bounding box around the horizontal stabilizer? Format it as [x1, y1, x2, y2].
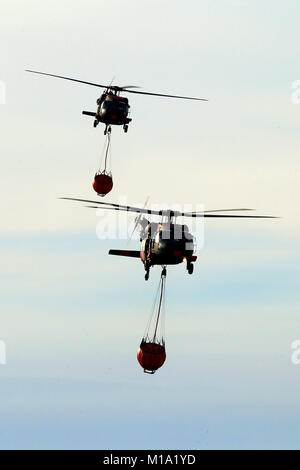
[109, 249, 140, 258]
[82, 111, 97, 117]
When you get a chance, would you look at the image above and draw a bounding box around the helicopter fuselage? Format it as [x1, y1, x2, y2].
[96, 93, 130, 125]
[140, 222, 196, 268]
[109, 221, 197, 279]
[83, 92, 131, 133]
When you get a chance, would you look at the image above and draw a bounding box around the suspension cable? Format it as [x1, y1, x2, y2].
[152, 267, 167, 343]
[143, 275, 161, 340]
[104, 131, 111, 172]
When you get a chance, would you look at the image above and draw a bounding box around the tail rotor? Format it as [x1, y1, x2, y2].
[127, 196, 150, 244]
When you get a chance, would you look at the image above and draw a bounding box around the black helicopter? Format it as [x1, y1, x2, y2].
[25, 69, 208, 135]
[60, 198, 276, 281]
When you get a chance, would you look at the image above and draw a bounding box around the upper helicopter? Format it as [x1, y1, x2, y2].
[25, 69, 208, 135]
[60, 198, 277, 280]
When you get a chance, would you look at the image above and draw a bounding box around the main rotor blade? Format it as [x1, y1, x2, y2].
[25, 70, 109, 89]
[123, 88, 208, 101]
[119, 85, 141, 89]
[196, 208, 253, 213]
[60, 197, 158, 215]
[26, 70, 207, 100]
[60, 198, 277, 218]
[183, 213, 278, 218]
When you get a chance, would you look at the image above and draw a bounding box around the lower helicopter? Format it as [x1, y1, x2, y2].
[60, 198, 276, 281]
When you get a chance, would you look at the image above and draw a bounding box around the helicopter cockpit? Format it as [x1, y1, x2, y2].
[157, 223, 191, 241]
[99, 94, 129, 121]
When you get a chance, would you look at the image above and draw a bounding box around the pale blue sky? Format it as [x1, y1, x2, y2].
[0, 0, 300, 449]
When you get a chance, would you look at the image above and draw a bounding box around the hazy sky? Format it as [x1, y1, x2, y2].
[0, 0, 300, 449]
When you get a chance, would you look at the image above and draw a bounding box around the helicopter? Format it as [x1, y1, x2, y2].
[60, 198, 276, 281]
[25, 69, 208, 135]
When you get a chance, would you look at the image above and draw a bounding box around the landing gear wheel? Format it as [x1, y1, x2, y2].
[123, 124, 128, 133]
[108, 125, 112, 134]
[145, 271, 149, 281]
[93, 120, 98, 128]
[187, 263, 194, 275]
